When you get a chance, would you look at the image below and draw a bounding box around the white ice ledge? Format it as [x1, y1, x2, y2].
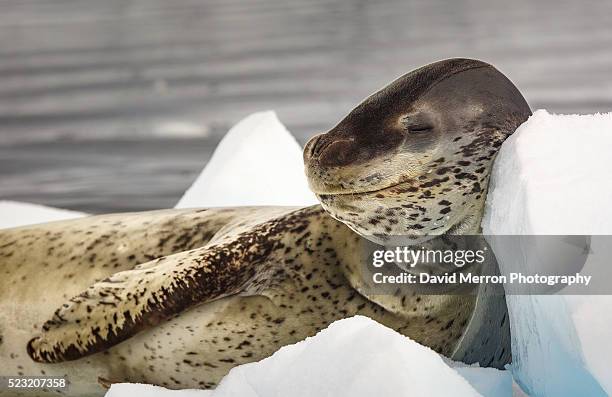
[483, 109, 612, 396]
[106, 316, 509, 397]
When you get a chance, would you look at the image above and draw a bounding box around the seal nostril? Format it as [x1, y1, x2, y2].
[304, 134, 325, 162]
[306, 134, 337, 160]
[314, 141, 330, 157]
[310, 136, 324, 157]
[312, 136, 335, 158]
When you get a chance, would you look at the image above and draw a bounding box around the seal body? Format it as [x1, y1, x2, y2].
[0, 58, 531, 396]
[1, 206, 478, 396]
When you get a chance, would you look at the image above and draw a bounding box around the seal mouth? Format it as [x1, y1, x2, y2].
[314, 179, 408, 198]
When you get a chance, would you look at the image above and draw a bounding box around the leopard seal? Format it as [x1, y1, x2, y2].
[0, 58, 531, 396]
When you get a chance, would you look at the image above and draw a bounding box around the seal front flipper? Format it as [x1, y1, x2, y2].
[26, 209, 311, 363]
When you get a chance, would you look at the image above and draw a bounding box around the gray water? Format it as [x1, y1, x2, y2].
[1, 0, 612, 212]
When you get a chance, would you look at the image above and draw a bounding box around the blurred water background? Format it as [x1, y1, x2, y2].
[1, 0, 611, 213]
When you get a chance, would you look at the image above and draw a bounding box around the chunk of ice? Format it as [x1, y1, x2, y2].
[0, 200, 85, 229]
[108, 317, 505, 397]
[176, 111, 317, 208]
[483, 109, 612, 396]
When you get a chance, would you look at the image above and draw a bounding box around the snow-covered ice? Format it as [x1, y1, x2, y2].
[105, 383, 213, 397]
[209, 316, 490, 397]
[0, 200, 85, 229]
[484, 110, 612, 235]
[107, 316, 510, 397]
[450, 363, 513, 397]
[175, 111, 317, 208]
[483, 109, 612, 396]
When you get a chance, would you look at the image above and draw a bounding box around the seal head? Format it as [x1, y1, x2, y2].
[304, 58, 531, 243]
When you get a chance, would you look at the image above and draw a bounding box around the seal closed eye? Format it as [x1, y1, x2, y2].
[0, 58, 530, 395]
